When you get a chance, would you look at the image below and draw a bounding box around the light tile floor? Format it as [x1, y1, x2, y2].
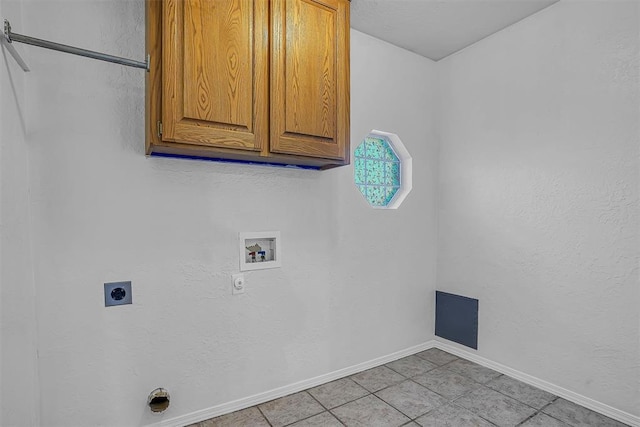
[189, 349, 629, 427]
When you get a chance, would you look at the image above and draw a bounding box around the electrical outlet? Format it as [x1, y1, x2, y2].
[232, 273, 245, 295]
[104, 281, 132, 307]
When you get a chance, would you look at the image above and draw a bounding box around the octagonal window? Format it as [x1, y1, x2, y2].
[354, 130, 412, 209]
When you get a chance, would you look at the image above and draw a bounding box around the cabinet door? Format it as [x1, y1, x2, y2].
[271, 0, 350, 161]
[162, 0, 268, 151]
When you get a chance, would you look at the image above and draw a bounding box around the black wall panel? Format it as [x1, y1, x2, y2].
[435, 291, 479, 350]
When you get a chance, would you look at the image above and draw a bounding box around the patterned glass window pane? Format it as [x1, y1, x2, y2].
[385, 187, 399, 205]
[354, 136, 401, 207]
[354, 158, 366, 184]
[384, 162, 401, 186]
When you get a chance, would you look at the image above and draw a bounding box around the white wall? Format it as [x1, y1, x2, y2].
[9, 0, 637, 424]
[437, 0, 639, 417]
[0, 0, 40, 425]
[19, 0, 437, 423]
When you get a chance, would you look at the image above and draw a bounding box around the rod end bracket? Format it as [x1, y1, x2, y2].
[4, 19, 12, 43]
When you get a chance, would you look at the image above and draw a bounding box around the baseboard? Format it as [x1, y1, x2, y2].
[433, 340, 640, 427]
[147, 339, 639, 427]
[148, 340, 437, 427]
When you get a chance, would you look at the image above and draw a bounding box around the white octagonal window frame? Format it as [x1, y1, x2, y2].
[354, 129, 412, 209]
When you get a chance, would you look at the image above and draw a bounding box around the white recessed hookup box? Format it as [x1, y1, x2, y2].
[239, 231, 281, 271]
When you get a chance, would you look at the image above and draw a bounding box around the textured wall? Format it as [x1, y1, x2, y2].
[0, 0, 40, 425]
[20, 0, 437, 424]
[437, 0, 639, 417]
[10, 0, 638, 424]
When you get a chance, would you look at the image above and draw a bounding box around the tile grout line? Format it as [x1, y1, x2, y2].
[193, 349, 630, 427]
[328, 393, 374, 413]
[297, 390, 348, 427]
[304, 389, 330, 412]
[327, 392, 375, 426]
[450, 401, 501, 427]
[449, 386, 534, 427]
[302, 351, 534, 427]
[435, 358, 560, 423]
[368, 354, 500, 426]
[373, 387, 423, 423]
[350, 367, 407, 395]
[438, 369, 525, 427]
[277, 390, 347, 427]
[518, 396, 576, 427]
[515, 410, 542, 426]
[367, 394, 414, 424]
[282, 389, 327, 427]
[256, 405, 274, 427]
[324, 374, 378, 410]
[388, 385, 502, 427]
[482, 375, 559, 416]
[320, 367, 444, 423]
[447, 390, 501, 426]
[359, 351, 499, 426]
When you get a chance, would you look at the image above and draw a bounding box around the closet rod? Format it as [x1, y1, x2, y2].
[3, 19, 149, 72]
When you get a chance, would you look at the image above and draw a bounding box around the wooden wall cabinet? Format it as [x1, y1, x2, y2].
[146, 0, 350, 169]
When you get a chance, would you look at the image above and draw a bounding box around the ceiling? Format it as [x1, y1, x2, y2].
[350, 0, 559, 61]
